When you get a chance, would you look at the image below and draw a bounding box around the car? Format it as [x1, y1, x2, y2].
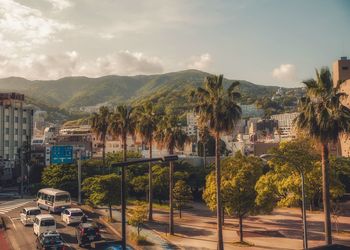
[20, 207, 41, 226]
[33, 214, 56, 236]
[75, 222, 101, 247]
[35, 231, 66, 250]
[61, 208, 84, 225]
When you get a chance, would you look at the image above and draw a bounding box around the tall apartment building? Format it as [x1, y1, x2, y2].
[0, 93, 33, 160]
[333, 57, 350, 156]
[271, 112, 298, 140]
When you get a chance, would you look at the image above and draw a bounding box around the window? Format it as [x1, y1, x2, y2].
[55, 194, 70, 202]
[23, 129, 26, 135]
[5, 141, 9, 147]
[15, 117, 18, 123]
[5, 128, 9, 135]
[41, 220, 55, 227]
[342, 66, 349, 70]
[23, 118, 27, 124]
[14, 141, 18, 147]
[15, 129, 18, 135]
[29, 210, 41, 216]
[5, 116, 9, 122]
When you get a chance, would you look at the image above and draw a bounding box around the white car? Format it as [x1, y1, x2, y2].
[20, 207, 41, 225]
[61, 208, 84, 225]
[33, 214, 56, 236]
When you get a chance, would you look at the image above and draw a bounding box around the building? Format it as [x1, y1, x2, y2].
[333, 56, 350, 156]
[240, 104, 264, 118]
[0, 93, 33, 160]
[186, 112, 199, 136]
[271, 112, 298, 140]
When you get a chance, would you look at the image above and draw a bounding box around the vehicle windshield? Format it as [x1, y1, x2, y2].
[41, 220, 55, 226]
[55, 194, 70, 202]
[29, 210, 41, 216]
[42, 235, 63, 246]
[71, 212, 83, 217]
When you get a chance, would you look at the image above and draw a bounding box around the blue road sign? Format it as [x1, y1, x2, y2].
[51, 146, 73, 164]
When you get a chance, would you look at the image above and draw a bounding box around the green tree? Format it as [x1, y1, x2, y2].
[41, 164, 77, 196]
[203, 152, 263, 243]
[155, 115, 189, 235]
[128, 203, 148, 236]
[190, 75, 241, 250]
[173, 180, 192, 218]
[152, 165, 169, 204]
[135, 102, 160, 221]
[82, 174, 120, 221]
[91, 106, 110, 168]
[294, 67, 350, 244]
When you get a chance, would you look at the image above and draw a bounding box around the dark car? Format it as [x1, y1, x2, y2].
[36, 231, 66, 250]
[75, 222, 101, 247]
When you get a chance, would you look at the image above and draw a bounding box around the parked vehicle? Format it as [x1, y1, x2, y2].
[33, 214, 56, 236]
[36, 231, 66, 250]
[75, 222, 101, 247]
[61, 208, 84, 225]
[37, 188, 71, 213]
[20, 207, 41, 226]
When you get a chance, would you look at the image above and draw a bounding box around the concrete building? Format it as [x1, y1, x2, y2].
[240, 104, 264, 118]
[334, 56, 350, 156]
[186, 112, 199, 136]
[0, 93, 33, 160]
[271, 112, 298, 141]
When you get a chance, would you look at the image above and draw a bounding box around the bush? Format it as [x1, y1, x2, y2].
[129, 232, 152, 246]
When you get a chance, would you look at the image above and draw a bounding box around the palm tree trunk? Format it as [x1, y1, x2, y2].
[103, 135, 106, 174]
[215, 132, 224, 250]
[109, 202, 113, 221]
[148, 138, 153, 221]
[239, 215, 243, 243]
[121, 134, 127, 248]
[322, 143, 332, 244]
[169, 148, 174, 235]
[203, 142, 207, 169]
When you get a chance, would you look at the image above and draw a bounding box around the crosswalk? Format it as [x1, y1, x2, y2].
[0, 199, 32, 215]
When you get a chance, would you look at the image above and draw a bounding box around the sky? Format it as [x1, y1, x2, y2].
[0, 0, 349, 87]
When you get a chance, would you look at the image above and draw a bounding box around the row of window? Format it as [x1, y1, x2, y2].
[4, 128, 27, 135]
[3, 116, 27, 123]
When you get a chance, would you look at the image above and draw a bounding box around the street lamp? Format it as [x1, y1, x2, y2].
[260, 154, 308, 250]
[111, 155, 179, 250]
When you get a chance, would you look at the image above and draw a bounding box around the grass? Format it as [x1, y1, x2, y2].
[129, 232, 153, 246]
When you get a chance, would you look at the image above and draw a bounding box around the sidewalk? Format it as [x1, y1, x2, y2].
[142, 202, 350, 250]
[95, 206, 180, 250]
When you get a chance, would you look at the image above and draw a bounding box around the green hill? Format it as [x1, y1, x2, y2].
[0, 70, 282, 113]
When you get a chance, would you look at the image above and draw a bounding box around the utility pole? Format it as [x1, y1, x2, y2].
[18, 148, 24, 199]
[77, 150, 82, 204]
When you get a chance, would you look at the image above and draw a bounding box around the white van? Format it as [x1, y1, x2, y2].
[33, 214, 56, 236]
[20, 207, 41, 225]
[37, 188, 71, 213]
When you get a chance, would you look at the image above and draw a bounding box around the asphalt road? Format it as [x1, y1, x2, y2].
[1, 199, 119, 250]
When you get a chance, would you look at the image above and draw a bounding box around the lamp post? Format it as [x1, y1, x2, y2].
[260, 154, 308, 250]
[111, 155, 179, 250]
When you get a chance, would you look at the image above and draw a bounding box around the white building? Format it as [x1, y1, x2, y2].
[271, 112, 299, 140]
[0, 93, 33, 160]
[186, 112, 199, 136]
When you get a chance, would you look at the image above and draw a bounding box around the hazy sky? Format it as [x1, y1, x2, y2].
[0, 0, 349, 87]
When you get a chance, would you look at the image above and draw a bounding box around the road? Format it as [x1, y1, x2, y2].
[0, 199, 120, 250]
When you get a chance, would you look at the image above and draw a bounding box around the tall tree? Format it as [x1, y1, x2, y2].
[155, 115, 189, 235]
[108, 105, 136, 246]
[135, 102, 159, 221]
[173, 180, 192, 218]
[295, 67, 350, 244]
[91, 106, 110, 169]
[190, 75, 241, 250]
[198, 125, 210, 168]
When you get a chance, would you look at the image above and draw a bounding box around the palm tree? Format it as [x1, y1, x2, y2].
[295, 67, 350, 244]
[155, 115, 189, 235]
[135, 102, 159, 221]
[198, 125, 210, 169]
[190, 75, 241, 250]
[108, 105, 136, 247]
[91, 106, 110, 169]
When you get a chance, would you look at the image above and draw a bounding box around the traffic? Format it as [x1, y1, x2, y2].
[2, 187, 125, 250]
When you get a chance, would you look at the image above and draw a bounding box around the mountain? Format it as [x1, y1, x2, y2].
[0, 70, 282, 112]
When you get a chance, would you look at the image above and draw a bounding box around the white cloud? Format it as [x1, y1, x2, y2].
[187, 53, 212, 70]
[99, 33, 115, 40]
[0, 0, 73, 54]
[0, 50, 164, 79]
[45, 0, 73, 11]
[272, 64, 297, 82]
